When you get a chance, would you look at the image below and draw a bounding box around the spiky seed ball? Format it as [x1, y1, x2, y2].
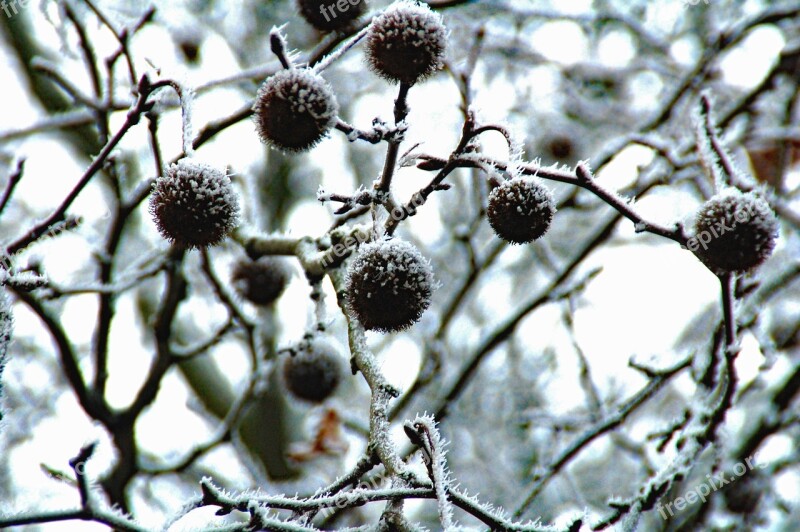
[282, 337, 344, 403]
[365, 0, 447, 85]
[297, 0, 366, 32]
[253, 68, 339, 152]
[149, 159, 240, 248]
[231, 257, 290, 306]
[346, 238, 436, 333]
[691, 190, 778, 274]
[487, 178, 556, 244]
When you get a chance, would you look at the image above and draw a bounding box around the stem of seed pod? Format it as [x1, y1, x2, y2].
[179, 85, 195, 157]
[162, 80, 195, 157]
[720, 272, 738, 354]
[699, 93, 736, 188]
[270, 28, 292, 70]
[373, 82, 412, 232]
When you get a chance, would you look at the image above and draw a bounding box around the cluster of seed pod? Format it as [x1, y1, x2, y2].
[147, 1, 779, 407]
[250, 0, 450, 334]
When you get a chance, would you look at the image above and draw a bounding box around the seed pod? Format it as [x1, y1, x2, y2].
[724, 472, 764, 515]
[149, 159, 240, 248]
[692, 190, 778, 274]
[487, 178, 556, 244]
[297, 0, 366, 32]
[542, 133, 578, 161]
[253, 68, 339, 152]
[365, 0, 447, 85]
[345, 238, 436, 333]
[283, 337, 344, 403]
[231, 256, 290, 306]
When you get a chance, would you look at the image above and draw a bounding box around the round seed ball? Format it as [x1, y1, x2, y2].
[365, 0, 447, 85]
[149, 159, 240, 248]
[692, 190, 778, 274]
[231, 256, 290, 306]
[282, 337, 344, 403]
[253, 68, 339, 152]
[487, 178, 556, 244]
[345, 238, 436, 333]
[543, 134, 576, 161]
[297, 0, 366, 32]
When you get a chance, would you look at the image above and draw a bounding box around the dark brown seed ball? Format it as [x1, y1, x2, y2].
[487, 178, 556, 244]
[724, 472, 764, 515]
[231, 257, 290, 306]
[297, 0, 366, 32]
[545, 135, 575, 160]
[365, 0, 447, 85]
[253, 68, 339, 152]
[149, 159, 239, 248]
[283, 337, 343, 403]
[345, 238, 436, 333]
[178, 39, 200, 63]
[692, 191, 778, 274]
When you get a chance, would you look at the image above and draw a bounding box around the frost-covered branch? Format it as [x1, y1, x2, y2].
[328, 266, 408, 478]
[4, 75, 171, 256]
[515, 355, 692, 518]
[0, 444, 149, 532]
[1, 1, 795, 530]
[0, 159, 24, 216]
[404, 415, 457, 529]
[417, 153, 689, 245]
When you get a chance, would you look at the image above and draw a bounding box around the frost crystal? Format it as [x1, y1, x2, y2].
[345, 238, 436, 333]
[406, 414, 458, 529]
[693, 93, 755, 189]
[179, 83, 196, 156]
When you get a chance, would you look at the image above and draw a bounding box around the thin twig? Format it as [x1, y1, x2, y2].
[0, 158, 25, 216]
[514, 356, 692, 518]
